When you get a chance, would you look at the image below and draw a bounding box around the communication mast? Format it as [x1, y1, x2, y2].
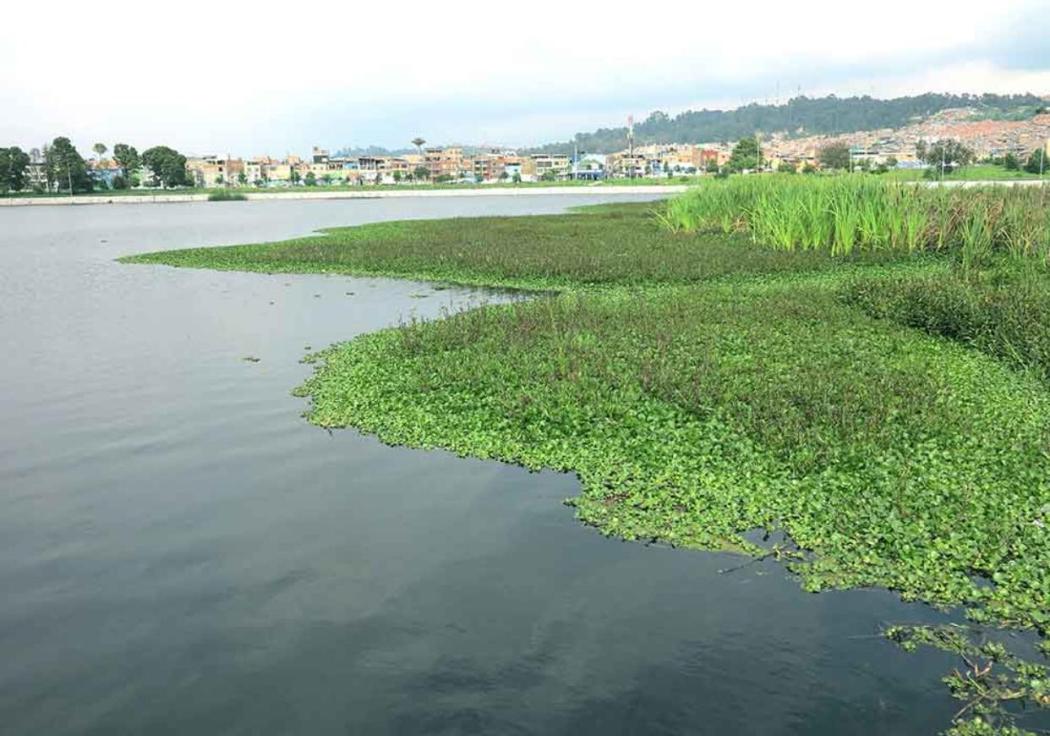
[627, 114, 635, 178]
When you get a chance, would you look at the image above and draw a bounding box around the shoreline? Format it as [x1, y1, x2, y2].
[2, 178, 1046, 208]
[0, 184, 688, 208]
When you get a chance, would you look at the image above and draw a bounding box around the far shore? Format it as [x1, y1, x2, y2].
[2, 178, 1045, 208]
[0, 184, 688, 208]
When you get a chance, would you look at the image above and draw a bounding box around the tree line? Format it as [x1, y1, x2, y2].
[529, 93, 1046, 154]
[0, 137, 191, 195]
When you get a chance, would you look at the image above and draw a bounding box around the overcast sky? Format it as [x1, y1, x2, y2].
[3, 0, 1048, 156]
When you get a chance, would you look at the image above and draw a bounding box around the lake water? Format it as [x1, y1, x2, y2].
[0, 196, 1011, 734]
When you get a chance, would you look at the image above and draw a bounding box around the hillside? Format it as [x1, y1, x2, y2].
[530, 93, 1047, 154]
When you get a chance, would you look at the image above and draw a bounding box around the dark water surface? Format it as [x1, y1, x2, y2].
[0, 196, 987, 735]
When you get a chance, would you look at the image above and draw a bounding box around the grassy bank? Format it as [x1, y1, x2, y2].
[886, 164, 1049, 182]
[126, 197, 1050, 733]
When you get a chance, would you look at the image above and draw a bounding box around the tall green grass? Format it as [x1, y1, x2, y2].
[663, 176, 1050, 261]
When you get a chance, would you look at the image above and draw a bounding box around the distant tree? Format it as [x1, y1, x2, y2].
[512, 172, 522, 183]
[304, 171, 316, 186]
[777, 160, 796, 174]
[920, 139, 974, 176]
[0, 146, 31, 193]
[111, 174, 128, 190]
[392, 170, 402, 183]
[818, 142, 852, 171]
[727, 136, 761, 172]
[141, 146, 189, 188]
[1003, 152, 1021, 171]
[1024, 148, 1048, 175]
[237, 171, 248, 185]
[321, 173, 333, 185]
[112, 143, 140, 180]
[253, 178, 264, 187]
[411, 137, 426, 157]
[45, 137, 91, 193]
[801, 162, 818, 174]
[704, 159, 720, 174]
[540, 170, 557, 182]
[93, 143, 107, 161]
[434, 173, 454, 183]
[413, 165, 429, 181]
[499, 169, 509, 181]
[290, 168, 301, 185]
[0, 148, 12, 194]
[885, 155, 898, 169]
[214, 175, 224, 186]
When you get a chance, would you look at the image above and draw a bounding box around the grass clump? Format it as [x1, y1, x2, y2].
[662, 176, 1050, 260]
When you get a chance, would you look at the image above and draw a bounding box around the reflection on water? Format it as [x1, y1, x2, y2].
[0, 196, 1010, 735]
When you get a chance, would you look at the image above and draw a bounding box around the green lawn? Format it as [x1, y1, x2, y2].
[885, 164, 1047, 182]
[125, 201, 1050, 733]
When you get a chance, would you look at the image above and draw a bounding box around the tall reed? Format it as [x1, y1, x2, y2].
[664, 176, 1050, 262]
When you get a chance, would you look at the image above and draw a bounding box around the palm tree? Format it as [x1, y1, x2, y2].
[411, 137, 426, 157]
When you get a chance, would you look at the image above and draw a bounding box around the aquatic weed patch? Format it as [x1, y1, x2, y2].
[121, 203, 900, 290]
[128, 202, 1050, 733]
[297, 283, 1050, 629]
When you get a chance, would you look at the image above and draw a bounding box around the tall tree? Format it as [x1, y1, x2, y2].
[45, 137, 90, 193]
[93, 143, 107, 162]
[0, 147, 31, 193]
[818, 142, 852, 170]
[727, 136, 761, 172]
[919, 139, 974, 176]
[112, 143, 140, 180]
[141, 146, 189, 188]
[1024, 148, 1048, 175]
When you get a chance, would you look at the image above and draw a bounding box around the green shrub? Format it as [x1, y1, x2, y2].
[842, 266, 1050, 382]
[207, 189, 247, 202]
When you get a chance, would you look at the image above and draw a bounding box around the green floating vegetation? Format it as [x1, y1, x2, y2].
[887, 624, 1049, 733]
[120, 203, 901, 289]
[126, 198, 1050, 734]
